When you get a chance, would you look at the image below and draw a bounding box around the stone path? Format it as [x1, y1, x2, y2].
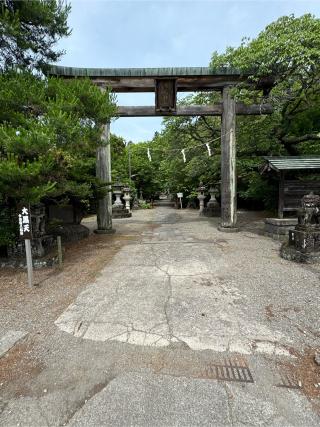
[57, 207, 320, 357]
[1, 206, 320, 426]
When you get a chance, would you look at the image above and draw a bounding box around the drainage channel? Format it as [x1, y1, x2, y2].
[205, 358, 254, 383]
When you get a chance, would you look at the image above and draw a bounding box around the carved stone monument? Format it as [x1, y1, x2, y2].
[281, 192, 320, 263]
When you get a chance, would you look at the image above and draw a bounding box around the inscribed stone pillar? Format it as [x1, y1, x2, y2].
[94, 122, 115, 234]
[219, 86, 237, 231]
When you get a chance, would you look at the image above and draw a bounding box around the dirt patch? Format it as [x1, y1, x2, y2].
[0, 338, 44, 397]
[265, 304, 275, 320]
[278, 348, 320, 412]
[265, 304, 302, 321]
[0, 230, 142, 398]
[0, 232, 138, 326]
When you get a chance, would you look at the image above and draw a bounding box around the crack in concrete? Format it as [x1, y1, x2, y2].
[149, 234, 191, 349]
[224, 383, 235, 426]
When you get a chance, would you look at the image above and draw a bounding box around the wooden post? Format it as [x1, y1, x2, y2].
[57, 236, 63, 268]
[25, 239, 33, 287]
[219, 86, 238, 231]
[94, 122, 115, 234]
[278, 171, 285, 219]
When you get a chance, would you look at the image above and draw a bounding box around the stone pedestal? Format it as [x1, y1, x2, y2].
[8, 235, 56, 259]
[198, 195, 205, 215]
[112, 206, 132, 219]
[281, 228, 320, 263]
[132, 198, 140, 210]
[264, 218, 298, 241]
[281, 192, 320, 263]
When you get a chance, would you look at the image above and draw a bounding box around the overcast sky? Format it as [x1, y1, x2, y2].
[57, 0, 320, 142]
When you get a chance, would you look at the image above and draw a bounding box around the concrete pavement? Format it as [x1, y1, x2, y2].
[57, 207, 320, 356]
[1, 206, 320, 426]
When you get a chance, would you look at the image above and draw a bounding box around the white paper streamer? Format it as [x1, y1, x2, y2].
[181, 149, 186, 163]
[147, 148, 152, 162]
[205, 143, 212, 157]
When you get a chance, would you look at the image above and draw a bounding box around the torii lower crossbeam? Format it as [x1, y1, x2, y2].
[117, 104, 272, 117]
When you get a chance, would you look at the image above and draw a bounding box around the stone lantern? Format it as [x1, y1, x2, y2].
[112, 181, 123, 208]
[112, 181, 132, 219]
[197, 182, 206, 215]
[123, 187, 131, 212]
[203, 186, 221, 217]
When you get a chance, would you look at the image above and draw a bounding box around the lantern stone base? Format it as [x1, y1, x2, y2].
[280, 227, 320, 263]
[217, 225, 239, 233]
[94, 228, 116, 235]
[280, 242, 320, 264]
[202, 205, 221, 217]
[8, 235, 56, 259]
[50, 224, 90, 242]
[1, 251, 62, 269]
[264, 218, 298, 241]
[112, 206, 132, 219]
[7, 224, 90, 263]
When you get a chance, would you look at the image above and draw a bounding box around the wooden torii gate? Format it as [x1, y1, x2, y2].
[47, 66, 273, 233]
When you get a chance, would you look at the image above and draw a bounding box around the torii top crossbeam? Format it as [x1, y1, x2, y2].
[47, 65, 273, 92]
[46, 65, 273, 116]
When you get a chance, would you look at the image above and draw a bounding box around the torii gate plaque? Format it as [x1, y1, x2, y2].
[46, 66, 273, 232]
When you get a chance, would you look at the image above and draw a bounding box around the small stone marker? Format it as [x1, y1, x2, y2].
[315, 352, 320, 366]
[0, 330, 28, 358]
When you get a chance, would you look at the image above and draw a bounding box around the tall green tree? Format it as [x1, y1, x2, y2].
[0, 72, 116, 245]
[210, 14, 320, 151]
[0, 0, 71, 71]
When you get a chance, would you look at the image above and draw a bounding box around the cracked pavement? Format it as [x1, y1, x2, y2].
[1, 206, 320, 426]
[56, 207, 320, 357]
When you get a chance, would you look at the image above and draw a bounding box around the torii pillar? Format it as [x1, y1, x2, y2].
[219, 86, 237, 232]
[94, 121, 115, 234]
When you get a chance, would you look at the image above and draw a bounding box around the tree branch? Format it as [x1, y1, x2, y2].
[282, 133, 320, 144]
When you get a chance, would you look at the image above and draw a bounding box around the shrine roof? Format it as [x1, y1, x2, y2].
[265, 156, 320, 172]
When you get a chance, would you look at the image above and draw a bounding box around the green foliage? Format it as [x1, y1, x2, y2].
[211, 14, 320, 84]
[139, 202, 152, 209]
[0, 202, 16, 246]
[210, 14, 320, 155]
[0, 0, 71, 71]
[0, 71, 117, 245]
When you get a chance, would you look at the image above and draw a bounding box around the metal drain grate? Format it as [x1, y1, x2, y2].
[276, 372, 301, 390]
[205, 358, 254, 383]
